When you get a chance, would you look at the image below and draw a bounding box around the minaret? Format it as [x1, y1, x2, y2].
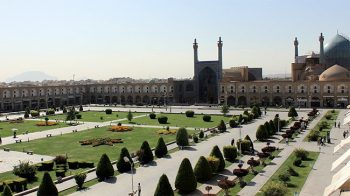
[217, 37, 223, 80]
[193, 38, 198, 64]
[294, 37, 299, 63]
[319, 33, 325, 64]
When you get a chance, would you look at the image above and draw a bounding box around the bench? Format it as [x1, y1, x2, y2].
[72, 129, 78, 133]
[3, 148, 10, 152]
[46, 134, 52, 137]
[26, 151, 33, 155]
[15, 139, 22, 143]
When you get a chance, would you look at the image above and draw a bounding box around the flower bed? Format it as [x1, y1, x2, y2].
[79, 138, 123, 147]
[36, 121, 59, 126]
[108, 125, 132, 132]
[156, 129, 177, 135]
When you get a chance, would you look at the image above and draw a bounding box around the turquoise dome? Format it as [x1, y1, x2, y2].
[324, 34, 350, 69]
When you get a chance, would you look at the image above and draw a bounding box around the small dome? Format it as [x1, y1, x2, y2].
[319, 64, 350, 81]
[324, 34, 350, 69]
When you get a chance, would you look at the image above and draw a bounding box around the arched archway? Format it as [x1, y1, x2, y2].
[273, 96, 282, 106]
[238, 96, 247, 106]
[143, 96, 150, 104]
[227, 96, 236, 106]
[120, 96, 126, 105]
[262, 96, 270, 106]
[127, 96, 133, 105]
[198, 67, 218, 103]
[135, 96, 141, 104]
[112, 96, 118, 104]
[311, 97, 320, 107]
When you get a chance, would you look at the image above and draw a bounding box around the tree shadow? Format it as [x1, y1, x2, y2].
[184, 146, 197, 151]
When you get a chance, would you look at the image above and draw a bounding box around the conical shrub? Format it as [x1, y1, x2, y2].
[176, 127, 189, 147]
[256, 124, 268, 141]
[117, 147, 133, 173]
[194, 156, 212, 182]
[210, 145, 225, 172]
[218, 120, 227, 132]
[155, 137, 168, 158]
[139, 141, 154, 164]
[154, 174, 174, 196]
[175, 158, 197, 194]
[96, 153, 114, 181]
[37, 172, 58, 196]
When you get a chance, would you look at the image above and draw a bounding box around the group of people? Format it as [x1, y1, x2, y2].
[335, 121, 341, 128]
[318, 136, 327, 146]
[343, 130, 349, 139]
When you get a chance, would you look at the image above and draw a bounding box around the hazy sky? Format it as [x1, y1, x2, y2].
[0, 0, 349, 81]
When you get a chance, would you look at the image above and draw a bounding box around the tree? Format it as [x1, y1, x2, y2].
[154, 174, 174, 196]
[155, 137, 168, 158]
[217, 120, 227, 132]
[79, 105, 84, 112]
[66, 107, 76, 122]
[127, 110, 133, 122]
[44, 117, 49, 126]
[269, 120, 276, 133]
[139, 141, 154, 164]
[74, 172, 87, 190]
[223, 146, 238, 161]
[37, 172, 58, 196]
[96, 154, 114, 181]
[175, 158, 197, 194]
[251, 106, 259, 118]
[2, 184, 13, 196]
[244, 135, 254, 152]
[210, 145, 225, 172]
[176, 127, 189, 147]
[288, 107, 298, 118]
[117, 147, 133, 173]
[256, 124, 268, 141]
[194, 156, 212, 182]
[262, 182, 288, 196]
[221, 104, 230, 116]
[264, 121, 272, 136]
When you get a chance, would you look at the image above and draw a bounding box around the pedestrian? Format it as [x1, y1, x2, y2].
[335, 122, 337, 128]
[138, 183, 141, 196]
[346, 130, 349, 138]
[0, 136, 2, 145]
[338, 122, 341, 128]
[343, 131, 347, 139]
[286, 138, 289, 145]
[231, 138, 235, 146]
[320, 137, 324, 146]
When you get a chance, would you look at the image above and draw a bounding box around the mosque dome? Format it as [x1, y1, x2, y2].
[319, 64, 350, 81]
[324, 34, 350, 69]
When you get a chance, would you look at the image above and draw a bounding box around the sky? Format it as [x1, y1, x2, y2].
[0, 0, 349, 81]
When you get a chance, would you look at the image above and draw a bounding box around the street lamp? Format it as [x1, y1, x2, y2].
[239, 119, 244, 163]
[123, 156, 134, 195]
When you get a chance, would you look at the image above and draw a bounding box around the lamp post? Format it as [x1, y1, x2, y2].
[123, 156, 134, 195]
[277, 117, 280, 133]
[239, 119, 244, 163]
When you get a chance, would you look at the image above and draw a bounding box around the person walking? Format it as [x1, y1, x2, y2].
[231, 138, 235, 146]
[0, 136, 2, 145]
[338, 122, 341, 128]
[335, 122, 337, 128]
[137, 183, 141, 196]
[343, 131, 347, 139]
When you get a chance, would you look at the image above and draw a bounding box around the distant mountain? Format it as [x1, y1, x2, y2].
[263, 73, 291, 79]
[5, 71, 57, 82]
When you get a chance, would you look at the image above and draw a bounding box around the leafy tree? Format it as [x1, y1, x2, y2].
[262, 182, 288, 196]
[251, 106, 259, 118]
[154, 174, 174, 196]
[37, 172, 58, 196]
[66, 107, 76, 122]
[117, 147, 133, 173]
[2, 184, 13, 196]
[217, 120, 227, 132]
[96, 154, 114, 181]
[79, 105, 83, 112]
[155, 137, 168, 158]
[194, 156, 212, 182]
[269, 120, 276, 133]
[210, 145, 225, 172]
[139, 141, 154, 164]
[74, 172, 87, 190]
[264, 121, 272, 136]
[149, 113, 156, 119]
[223, 146, 238, 161]
[288, 107, 298, 118]
[229, 119, 237, 128]
[176, 127, 189, 147]
[175, 158, 197, 194]
[127, 110, 133, 122]
[221, 104, 230, 116]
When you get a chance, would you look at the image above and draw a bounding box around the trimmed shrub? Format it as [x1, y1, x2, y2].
[251, 106, 260, 118]
[96, 154, 114, 181]
[24, 112, 30, 118]
[288, 107, 298, 118]
[68, 161, 79, 169]
[79, 105, 83, 112]
[256, 125, 268, 141]
[54, 155, 67, 164]
[74, 172, 87, 190]
[127, 111, 133, 122]
[210, 145, 225, 172]
[262, 182, 288, 196]
[41, 161, 54, 171]
[117, 147, 133, 173]
[155, 137, 168, 158]
[185, 110, 195, 117]
[139, 141, 154, 164]
[176, 127, 189, 147]
[175, 158, 197, 194]
[294, 148, 309, 160]
[202, 115, 211, 122]
[269, 120, 276, 133]
[55, 169, 65, 178]
[264, 121, 272, 136]
[206, 156, 220, 172]
[13, 161, 37, 180]
[244, 135, 254, 151]
[105, 109, 112, 114]
[149, 113, 156, 119]
[223, 146, 237, 161]
[193, 134, 199, 143]
[236, 139, 251, 154]
[2, 184, 13, 196]
[293, 158, 302, 167]
[194, 156, 212, 182]
[278, 172, 290, 184]
[307, 129, 320, 141]
[287, 166, 299, 176]
[37, 172, 58, 196]
[154, 174, 174, 196]
[158, 116, 168, 124]
[238, 114, 243, 123]
[229, 119, 238, 128]
[76, 114, 82, 119]
[217, 120, 227, 132]
[199, 130, 204, 139]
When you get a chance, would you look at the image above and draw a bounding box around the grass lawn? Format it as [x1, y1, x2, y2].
[42, 111, 146, 122]
[219, 150, 281, 196]
[304, 110, 339, 141]
[124, 113, 232, 128]
[0, 120, 69, 137]
[256, 151, 319, 196]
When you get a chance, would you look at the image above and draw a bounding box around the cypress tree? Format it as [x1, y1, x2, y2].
[139, 141, 154, 164]
[256, 124, 268, 141]
[37, 172, 58, 196]
[264, 121, 273, 136]
[210, 145, 225, 172]
[175, 158, 197, 194]
[117, 147, 133, 173]
[288, 107, 298, 118]
[217, 120, 227, 132]
[96, 154, 114, 181]
[176, 127, 189, 147]
[269, 120, 276, 133]
[244, 135, 254, 152]
[154, 174, 174, 196]
[155, 137, 168, 158]
[194, 156, 212, 182]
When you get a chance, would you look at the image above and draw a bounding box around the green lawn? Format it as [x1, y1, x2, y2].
[0, 120, 68, 137]
[257, 151, 319, 196]
[42, 111, 146, 122]
[124, 113, 232, 128]
[304, 110, 340, 141]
